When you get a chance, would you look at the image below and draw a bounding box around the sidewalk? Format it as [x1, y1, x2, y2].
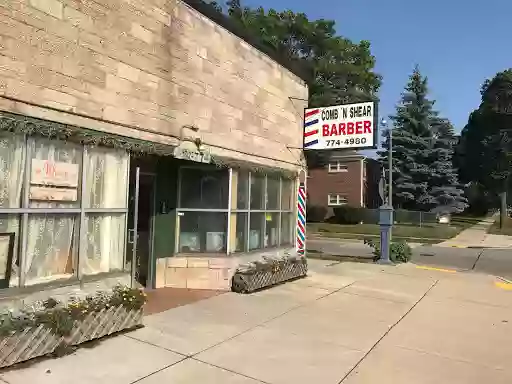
[438, 217, 512, 249]
[1, 260, 511, 384]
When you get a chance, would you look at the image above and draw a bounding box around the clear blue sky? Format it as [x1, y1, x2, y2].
[244, 0, 512, 133]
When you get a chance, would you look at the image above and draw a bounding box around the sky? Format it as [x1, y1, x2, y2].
[243, 0, 512, 135]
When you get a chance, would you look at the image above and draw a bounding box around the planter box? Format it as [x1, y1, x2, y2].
[0, 306, 143, 368]
[231, 256, 307, 293]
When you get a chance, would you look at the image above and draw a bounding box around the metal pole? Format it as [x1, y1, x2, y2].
[388, 126, 393, 241]
[131, 166, 140, 288]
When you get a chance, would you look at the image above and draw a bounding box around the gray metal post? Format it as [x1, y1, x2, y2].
[388, 126, 393, 241]
[378, 204, 394, 265]
[131, 166, 140, 288]
[388, 127, 392, 208]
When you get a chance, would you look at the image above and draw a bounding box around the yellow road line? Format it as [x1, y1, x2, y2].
[495, 282, 512, 290]
[416, 266, 457, 273]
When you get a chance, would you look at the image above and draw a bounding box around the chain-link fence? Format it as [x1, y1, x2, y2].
[329, 207, 439, 227]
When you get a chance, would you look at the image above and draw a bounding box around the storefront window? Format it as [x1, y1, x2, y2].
[280, 213, 293, 245]
[84, 147, 129, 208]
[179, 168, 229, 209]
[179, 211, 227, 253]
[266, 177, 280, 210]
[249, 213, 265, 250]
[265, 213, 279, 248]
[0, 130, 130, 289]
[250, 174, 265, 210]
[236, 171, 249, 209]
[83, 214, 126, 275]
[25, 214, 78, 286]
[0, 133, 25, 208]
[0, 215, 20, 288]
[281, 179, 293, 211]
[234, 213, 247, 252]
[231, 171, 295, 253]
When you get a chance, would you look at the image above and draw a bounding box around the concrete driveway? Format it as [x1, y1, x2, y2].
[1, 260, 511, 384]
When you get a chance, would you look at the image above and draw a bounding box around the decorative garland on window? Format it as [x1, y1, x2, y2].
[0, 111, 176, 156]
[0, 111, 299, 178]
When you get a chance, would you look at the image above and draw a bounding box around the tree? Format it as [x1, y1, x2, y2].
[379, 66, 437, 210]
[224, 1, 382, 168]
[429, 118, 467, 213]
[455, 69, 512, 225]
[379, 66, 466, 212]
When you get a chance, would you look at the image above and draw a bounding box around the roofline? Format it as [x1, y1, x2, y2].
[180, 0, 313, 83]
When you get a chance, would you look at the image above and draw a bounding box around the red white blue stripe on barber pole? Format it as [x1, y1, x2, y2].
[304, 109, 320, 148]
[296, 182, 306, 256]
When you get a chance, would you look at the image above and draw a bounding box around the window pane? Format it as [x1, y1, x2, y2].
[250, 174, 265, 210]
[83, 214, 126, 275]
[249, 212, 265, 250]
[0, 133, 25, 208]
[266, 177, 279, 210]
[233, 212, 247, 252]
[280, 213, 293, 246]
[281, 179, 293, 211]
[265, 213, 279, 248]
[236, 170, 249, 209]
[29, 138, 82, 208]
[0, 214, 20, 288]
[179, 168, 229, 209]
[179, 212, 227, 253]
[84, 147, 129, 208]
[25, 214, 77, 285]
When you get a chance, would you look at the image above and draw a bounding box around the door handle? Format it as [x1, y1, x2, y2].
[128, 229, 135, 244]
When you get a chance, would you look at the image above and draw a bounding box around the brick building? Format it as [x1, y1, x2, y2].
[307, 151, 381, 219]
[0, 0, 308, 294]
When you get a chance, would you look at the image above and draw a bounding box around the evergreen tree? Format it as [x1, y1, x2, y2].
[379, 66, 466, 212]
[429, 118, 468, 213]
[379, 66, 438, 210]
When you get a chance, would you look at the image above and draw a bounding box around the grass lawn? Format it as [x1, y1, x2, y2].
[488, 218, 512, 236]
[308, 216, 484, 242]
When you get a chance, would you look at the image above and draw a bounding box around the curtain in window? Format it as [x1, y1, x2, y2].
[84, 146, 128, 209]
[83, 214, 125, 275]
[25, 214, 76, 285]
[0, 134, 25, 286]
[83, 147, 128, 275]
[25, 138, 81, 284]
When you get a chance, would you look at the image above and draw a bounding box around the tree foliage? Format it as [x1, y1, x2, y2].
[224, 0, 382, 168]
[455, 70, 512, 194]
[379, 66, 466, 212]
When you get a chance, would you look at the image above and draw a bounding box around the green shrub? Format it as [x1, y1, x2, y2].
[364, 238, 412, 263]
[307, 205, 328, 223]
[332, 206, 364, 224]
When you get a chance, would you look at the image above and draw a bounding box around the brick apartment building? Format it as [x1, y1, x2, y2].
[307, 151, 381, 219]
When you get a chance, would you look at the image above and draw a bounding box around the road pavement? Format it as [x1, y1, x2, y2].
[308, 238, 512, 280]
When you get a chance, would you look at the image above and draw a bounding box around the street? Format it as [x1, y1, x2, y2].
[308, 238, 512, 280]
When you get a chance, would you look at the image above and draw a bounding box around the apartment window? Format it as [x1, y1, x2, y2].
[328, 194, 347, 207]
[328, 162, 348, 173]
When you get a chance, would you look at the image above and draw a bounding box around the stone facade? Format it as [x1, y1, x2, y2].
[155, 249, 296, 291]
[0, 0, 308, 171]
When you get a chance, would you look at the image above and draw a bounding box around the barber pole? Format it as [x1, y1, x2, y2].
[296, 182, 306, 256]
